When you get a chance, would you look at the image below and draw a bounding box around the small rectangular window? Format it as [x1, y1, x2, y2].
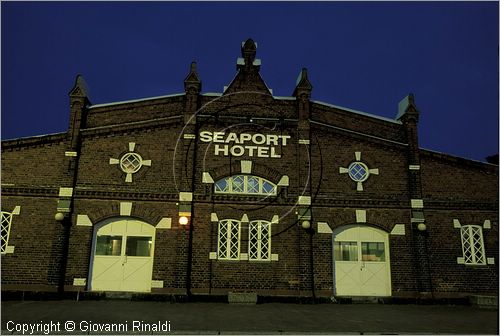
[95, 235, 122, 256]
[126, 236, 152, 256]
[361, 242, 385, 261]
[334, 242, 358, 261]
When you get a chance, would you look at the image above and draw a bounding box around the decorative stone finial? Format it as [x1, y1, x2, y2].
[241, 38, 257, 63]
[184, 61, 201, 93]
[69, 74, 90, 99]
[293, 68, 313, 97]
[396, 93, 419, 121]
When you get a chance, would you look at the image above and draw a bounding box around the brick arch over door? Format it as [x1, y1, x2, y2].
[78, 201, 169, 229]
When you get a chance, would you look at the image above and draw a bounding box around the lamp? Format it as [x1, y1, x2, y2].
[179, 216, 189, 225]
[301, 220, 311, 229]
[55, 212, 65, 222]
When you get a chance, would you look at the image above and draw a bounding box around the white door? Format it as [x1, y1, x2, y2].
[90, 218, 155, 292]
[333, 225, 391, 296]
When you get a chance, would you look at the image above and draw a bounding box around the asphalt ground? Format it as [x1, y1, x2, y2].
[1, 300, 498, 335]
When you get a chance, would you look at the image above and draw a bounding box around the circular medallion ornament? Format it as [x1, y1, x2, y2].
[120, 152, 143, 174]
[348, 161, 369, 182]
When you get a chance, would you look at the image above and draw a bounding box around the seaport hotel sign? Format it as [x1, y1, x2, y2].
[199, 131, 291, 158]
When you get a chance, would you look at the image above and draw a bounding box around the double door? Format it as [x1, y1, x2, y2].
[90, 219, 155, 292]
[333, 225, 391, 296]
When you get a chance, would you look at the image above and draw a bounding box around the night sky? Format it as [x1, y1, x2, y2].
[2, 2, 498, 162]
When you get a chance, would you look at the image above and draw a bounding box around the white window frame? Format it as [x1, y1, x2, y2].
[248, 220, 272, 261]
[1, 211, 14, 254]
[461, 225, 486, 265]
[217, 219, 241, 260]
[214, 175, 277, 196]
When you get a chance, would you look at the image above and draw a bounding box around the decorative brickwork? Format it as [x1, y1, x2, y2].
[1, 39, 497, 299]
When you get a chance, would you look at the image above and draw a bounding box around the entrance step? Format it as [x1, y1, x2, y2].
[104, 292, 133, 300]
[228, 292, 257, 304]
[469, 295, 498, 310]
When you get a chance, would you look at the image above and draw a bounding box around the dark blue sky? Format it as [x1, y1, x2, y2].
[2, 2, 498, 162]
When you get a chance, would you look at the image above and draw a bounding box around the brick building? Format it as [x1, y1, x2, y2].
[1, 39, 498, 300]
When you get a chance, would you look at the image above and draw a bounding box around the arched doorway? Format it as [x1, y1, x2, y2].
[332, 225, 391, 296]
[89, 217, 155, 292]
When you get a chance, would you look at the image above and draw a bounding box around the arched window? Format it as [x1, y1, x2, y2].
[214, 175, 277, 196]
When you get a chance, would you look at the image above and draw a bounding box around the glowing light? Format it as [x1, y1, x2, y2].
[179, 216, 189, 225]
[301, 220, 311, 229]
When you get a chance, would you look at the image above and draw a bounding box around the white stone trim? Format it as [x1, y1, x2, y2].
[453, 219, 461, 228]
[355, 151, 362, 161]
[128, 142, 136, 152]
[151, 280, 164, 288]
[109, 158, 119, 164]
[120, 202, 133, 216]
[278, 175, 289, 186]
[65, 151, 78, 157]
[156, 218, 172, 229]
[356, 182, 363, 191]
[390, 224, 406, 235]
[5, 246, 15, 254]
[209, 252, 217, 260]
[317, 222, 333, 234]
[298, 139, 310, 145]
[483, 220, 491, 229]
[457, 257, 465, 264]
[356, 210, 366, 223]
[183, 134, 196, 139]
[76, 215, 93, 227]
[409, 165, 421, 170]
[271, 254, 279, 261]
[202, 172, 214, 184]
[73, 278, 86, 286]
[339, 167, 349, 174]
[239, 253, 249, 261]
[241, 214, 249, 223]
[211, 213, 218, 222]
[271, 215, 279, 224]
[487, 258, 495, 265]
[411, 199, 424, 209]
[12, 206, 21, 215]
[58, 187, 74, 197]
[142, 159, 152, 167]
[369, 168, 379, 175]
[298, 196, 311, 205]
[179, 192, 193, 202]
[241, 160, 252, 174]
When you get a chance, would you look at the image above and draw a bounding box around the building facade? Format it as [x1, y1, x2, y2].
[2, 39, 498, 300]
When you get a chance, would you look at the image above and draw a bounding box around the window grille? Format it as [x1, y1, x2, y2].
[120, 152, 143, 174]
[348, 162, 369, 182]
[461, 225, 486, 265]
[249, 220, 271, 261]
[214, 175, 277, 196]
[1, 211, 13, 253]
[218, 219, 240, 260]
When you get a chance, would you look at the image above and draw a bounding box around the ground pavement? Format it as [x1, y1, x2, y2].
[1, 300, 498, 335]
